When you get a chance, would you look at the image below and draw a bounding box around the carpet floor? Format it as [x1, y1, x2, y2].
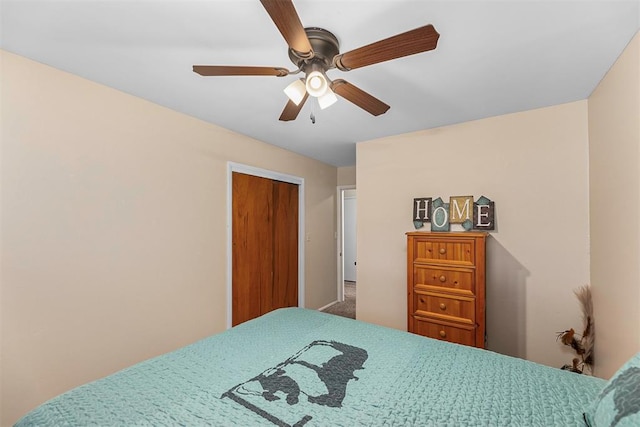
[320, 281, 355, 319]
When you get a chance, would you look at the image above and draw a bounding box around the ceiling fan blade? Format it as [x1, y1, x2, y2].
[260, 0, 313, 58]
[334, 25, 439, 71]
[193, 65, 290, 77]
[331, 79, 390, 116]
[279, 93, 309, 121]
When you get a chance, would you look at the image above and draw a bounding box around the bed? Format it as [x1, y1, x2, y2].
[15, 308, 640, 426]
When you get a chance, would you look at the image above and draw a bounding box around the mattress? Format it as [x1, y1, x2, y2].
[15, 308, 606, 426]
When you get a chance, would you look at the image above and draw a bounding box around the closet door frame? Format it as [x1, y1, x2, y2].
[226, 162, 305, 329]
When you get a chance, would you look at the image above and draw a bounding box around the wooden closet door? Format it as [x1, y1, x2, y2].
[232, 172, 273, 326]
[271, 180, 298, 310]
[231, 172, 298, 326]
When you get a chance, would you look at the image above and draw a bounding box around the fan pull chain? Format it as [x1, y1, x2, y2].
[310, 97, 318, 124]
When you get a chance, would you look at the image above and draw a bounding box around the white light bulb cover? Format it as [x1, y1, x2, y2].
[305, 70, 329, 97]
[317, 88, 338, 110]
[283, 79, 306, 105]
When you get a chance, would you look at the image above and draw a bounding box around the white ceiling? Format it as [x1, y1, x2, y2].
[2, 1, 639, 166]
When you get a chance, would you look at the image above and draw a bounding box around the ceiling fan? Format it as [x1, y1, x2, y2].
[193, 0, 440, 121]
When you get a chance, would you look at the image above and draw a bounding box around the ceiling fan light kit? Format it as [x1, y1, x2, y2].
[317, 89, 338, 110]
[284, 79, 307, 106]
[193, 0, 439, 121]
[304, 69, 329, 97]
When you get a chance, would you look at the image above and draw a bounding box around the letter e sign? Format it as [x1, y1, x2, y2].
[474, 201, 495, 230]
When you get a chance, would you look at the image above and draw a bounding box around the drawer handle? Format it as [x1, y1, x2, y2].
[439, 248, 446, 255]
[439, 330, 446, 338]
[439, 303, 447, 311]
[439, 275, 446, 282]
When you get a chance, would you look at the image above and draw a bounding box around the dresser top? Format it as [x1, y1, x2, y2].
[406, 231, 488, 238]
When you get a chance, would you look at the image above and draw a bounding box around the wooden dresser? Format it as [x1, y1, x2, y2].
[407, 231, 487, 348]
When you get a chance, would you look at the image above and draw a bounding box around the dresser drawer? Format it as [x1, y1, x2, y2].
[413, 238, 475, 266]
[412, 319, 476, 347]
[414, 291, 475, 324]
[414, 265, 474, 295]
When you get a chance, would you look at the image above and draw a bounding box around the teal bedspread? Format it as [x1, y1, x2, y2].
[15, 308, 605, 426]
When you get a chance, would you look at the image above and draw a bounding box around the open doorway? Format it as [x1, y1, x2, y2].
[343, 190, 357, 283]
[323, 186, 356, 319]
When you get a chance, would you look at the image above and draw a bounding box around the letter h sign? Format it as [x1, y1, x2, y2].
[413, 198, 432, 222]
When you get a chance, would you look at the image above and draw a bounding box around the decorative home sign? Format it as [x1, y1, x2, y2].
[413, 195, 495, 231]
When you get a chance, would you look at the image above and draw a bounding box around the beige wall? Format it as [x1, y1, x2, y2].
[0, 50, 337, 425]
[356, 101, 591, 370]
[337, 165, 356, 186]
[588, 32, 640, 379]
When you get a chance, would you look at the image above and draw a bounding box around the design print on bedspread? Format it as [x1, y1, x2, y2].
[222, 340, 368, 427]
[598, 366, 640, 427]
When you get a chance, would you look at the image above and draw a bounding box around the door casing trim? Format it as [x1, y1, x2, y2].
[336, 185, 356, 303]
[226, 162, 305, 329]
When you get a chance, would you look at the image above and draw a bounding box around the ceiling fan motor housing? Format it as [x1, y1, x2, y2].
[288, 27, 340, 71]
